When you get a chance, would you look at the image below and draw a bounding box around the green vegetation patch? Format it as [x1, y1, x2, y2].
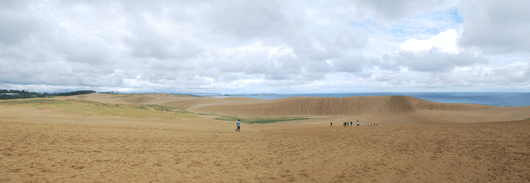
[0, 99, 197, 120]
[213, 115, 308, 124]
[147, 104, 175, 112]
[133, 105, 150, 110]
[131, 104, 180, 112]
[0, 99, 68, 105]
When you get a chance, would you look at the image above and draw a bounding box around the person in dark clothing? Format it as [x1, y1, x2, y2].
[236, 119, 241, 132]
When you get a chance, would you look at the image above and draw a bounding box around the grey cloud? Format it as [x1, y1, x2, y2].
[309, 0, 447, 23]
[526, 65, 530, 77]
[414, 65, 529, 89]
[123, 20, 174, 60]
[385, 49, 488, 72]
[206, 1, 289, 38]
[335, 29, 367, 50]
[333, 49, 378, 73]
[486, 67, 529, 85]
[277, 26, 367, 77]
[334, 57, 367, 73]
[0, 60, 118, 87]
[459, 0, 530, 54]
[354, 0, 446, 21]
[0, 12, 39, 45]
[0, 1, 41, 45]
[57, 36, 112, 64]
[354, 71, 373, 78]
[120, 2, 205, 61]
[350, 59, 528, 91]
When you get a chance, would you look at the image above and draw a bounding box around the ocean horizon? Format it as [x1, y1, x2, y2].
[194, 92, 530, 107]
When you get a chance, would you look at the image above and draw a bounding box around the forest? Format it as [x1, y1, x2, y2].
[0, 90, 95, 100]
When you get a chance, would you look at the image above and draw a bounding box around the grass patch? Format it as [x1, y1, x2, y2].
[147, 104, 175, 112]
[0, 99, 68, 105]
[134, 105, 150, 110]
[0, 99, 197, 120]
[213, 115, 308, 124]
[131, 104, 181, 112]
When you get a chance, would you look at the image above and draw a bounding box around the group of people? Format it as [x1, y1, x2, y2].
[330, 120, 377, 127]
[236, 118, 378, 132]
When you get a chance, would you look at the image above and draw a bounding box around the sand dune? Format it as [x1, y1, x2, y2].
[56, 93, 530, 124]
[63, 94, 530, 124]
[196, 95, 530, 123]
[2, 94, 530, 182]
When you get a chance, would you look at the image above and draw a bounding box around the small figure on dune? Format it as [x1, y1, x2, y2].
[236, 119, 240, 132]
[357, 120, 360, 127]
[350, 121, 352, 127]
[330, 122, 332, 127]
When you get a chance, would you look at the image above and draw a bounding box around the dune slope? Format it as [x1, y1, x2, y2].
[196, 96, 530, 123]
[1, 105, 530, 182]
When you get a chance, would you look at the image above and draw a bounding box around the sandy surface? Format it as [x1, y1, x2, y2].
[1, 94, 530, 182]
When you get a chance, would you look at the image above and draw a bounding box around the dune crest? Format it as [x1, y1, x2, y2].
[196, 96, 431, 116]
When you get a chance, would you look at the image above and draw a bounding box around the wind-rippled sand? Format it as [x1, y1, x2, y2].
[1, 94, 530, 182]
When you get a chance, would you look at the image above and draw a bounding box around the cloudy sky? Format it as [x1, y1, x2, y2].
[1, 0, 529, 93]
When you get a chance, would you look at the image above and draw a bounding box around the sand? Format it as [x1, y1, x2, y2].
[1, 94, 530, 182]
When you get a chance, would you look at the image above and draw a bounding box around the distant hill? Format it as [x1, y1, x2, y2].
[0, 90, 96, 100]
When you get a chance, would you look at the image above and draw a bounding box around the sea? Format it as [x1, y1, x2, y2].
[196, 93, 530, 107]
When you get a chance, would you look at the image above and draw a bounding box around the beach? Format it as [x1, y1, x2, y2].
[1, 93, 530, 182]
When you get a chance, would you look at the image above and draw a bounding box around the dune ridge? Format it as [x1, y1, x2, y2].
[57, 93, 530, 124]
[196, 96, 530, 123]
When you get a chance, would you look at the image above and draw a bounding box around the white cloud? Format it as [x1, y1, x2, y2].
[0, 0, 529, 93]
[400, 29, 460, 54]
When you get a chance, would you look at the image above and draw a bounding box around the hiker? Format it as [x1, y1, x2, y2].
[330, 122, 332, 127]
[357, 120, 360, 127]
[236, 119, 240, 132]
[350, 121, 352, 127]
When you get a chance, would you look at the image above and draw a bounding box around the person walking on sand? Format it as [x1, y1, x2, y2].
[357, 120, 360, 127]
[350, 121, 352, 127]
[236, 119, 241, 132]
[330, 122, 333, 127]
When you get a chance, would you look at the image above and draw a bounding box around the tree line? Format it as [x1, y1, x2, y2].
[0, 90, 96, 100]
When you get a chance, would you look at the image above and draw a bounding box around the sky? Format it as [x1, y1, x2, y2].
[1, 0, 530, 94]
